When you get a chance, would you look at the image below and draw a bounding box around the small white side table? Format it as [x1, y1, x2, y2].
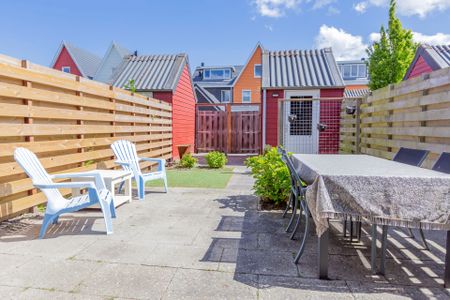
[71, 170, 133, 208]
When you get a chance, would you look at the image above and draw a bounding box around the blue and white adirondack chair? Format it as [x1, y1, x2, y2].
[111, 140, 167, 200]
[14, 147, 116, 239]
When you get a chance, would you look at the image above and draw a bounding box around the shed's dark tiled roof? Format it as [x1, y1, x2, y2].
[112, 54, 187, 91]
[262, 48, 344, 89]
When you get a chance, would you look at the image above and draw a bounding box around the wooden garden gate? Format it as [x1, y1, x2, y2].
[196, 103, 261, 154]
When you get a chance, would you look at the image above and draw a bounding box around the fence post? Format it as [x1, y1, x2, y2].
[355, 98, 361, 154]
[226, 104, 232, 153]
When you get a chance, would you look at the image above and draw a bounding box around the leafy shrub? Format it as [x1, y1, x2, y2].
[179, 153, 197, 169]
[205, 151, 227, 168]
[245, 146, 291, 205]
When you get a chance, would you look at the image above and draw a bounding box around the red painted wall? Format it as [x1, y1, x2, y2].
[153, 65, 195, 160]
[52, 46, 82, 76]
[406, 56, 433, 79]
[319, 89, 344, 154]
[264, 90, 284, 146]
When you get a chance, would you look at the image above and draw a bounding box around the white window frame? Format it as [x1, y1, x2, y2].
[203, 68, 231, 80]
[221, 90, 231, 103]
[254, 64, 262, 78]
[242, 90, 251, 103]
[62, 66, 71, 73]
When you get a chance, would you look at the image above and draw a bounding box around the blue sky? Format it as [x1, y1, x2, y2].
[0, 0, 449, 69]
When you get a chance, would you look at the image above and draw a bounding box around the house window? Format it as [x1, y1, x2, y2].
[221, 90, 231, 103]
[254, 64, 262, 78]
[242, 90, 251, 103]
[62, 66, 71, 73]
[339, 63, 367, 80]
[203, 68, 231, 80]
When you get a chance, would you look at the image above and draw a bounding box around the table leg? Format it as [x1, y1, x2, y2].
[106, 178, 115, 206]
[125, 178, 132, 203]
[318, 229, 329, 279]
[371, 224, 377, 274]
[380, 225, 388, 275]
[445, 231, 450, 288]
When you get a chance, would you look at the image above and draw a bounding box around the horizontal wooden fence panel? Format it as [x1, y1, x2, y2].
[0, 54, 172, 220]
[340, 68, 450, 168]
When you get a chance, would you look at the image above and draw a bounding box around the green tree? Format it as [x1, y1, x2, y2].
[123, 79, 137, 93]
[367, 0, 417, 90]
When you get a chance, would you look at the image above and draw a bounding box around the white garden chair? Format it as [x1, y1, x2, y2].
[111, 140, 167, 200]
[14, 147, 116, 239]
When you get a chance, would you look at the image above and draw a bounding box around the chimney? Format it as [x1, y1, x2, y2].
[201, 62, 205, 67]
[134, 50, 138, 56]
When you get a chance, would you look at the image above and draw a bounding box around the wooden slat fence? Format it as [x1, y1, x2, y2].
[231, 111, 261, 153]
[340, 67, 450, 168]
[0, 54, 172, 220]
[196, 109, 227, 152]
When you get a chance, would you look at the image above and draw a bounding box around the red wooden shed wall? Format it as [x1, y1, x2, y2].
[153, 65, 195, 160]
[406, 56, 433, 79]
[319, 89, 344, 154]
[264, 90, 284, 146]
[52, 46, 82, 76]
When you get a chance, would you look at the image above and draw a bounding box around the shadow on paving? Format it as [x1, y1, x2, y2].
[200, 194, 449, 298]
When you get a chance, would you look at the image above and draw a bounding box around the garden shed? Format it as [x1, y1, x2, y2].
[261, 48, 345, 154]
[112, 54, 196, 159]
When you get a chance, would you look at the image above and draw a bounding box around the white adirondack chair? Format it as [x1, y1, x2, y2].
[14, 147, 116, 239]
[111, 140, 167, 200]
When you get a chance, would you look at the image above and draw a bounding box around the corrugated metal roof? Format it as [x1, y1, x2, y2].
[429, 45, 450, 68]
[262, 48, 344, 89]
[404, 44, 450, 79]
[64, 42, 102, 79]
[344, 88, 370, 98]
[112, 54, 187, 91]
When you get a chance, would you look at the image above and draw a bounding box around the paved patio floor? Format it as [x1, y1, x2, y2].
[0, 167, 449, 299]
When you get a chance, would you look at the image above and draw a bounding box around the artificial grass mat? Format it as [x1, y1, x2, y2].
[145, 167, 234, 189]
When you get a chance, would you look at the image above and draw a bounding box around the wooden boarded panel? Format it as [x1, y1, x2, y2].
[0, 55, 172, 220]
[339, 68, 450, 168]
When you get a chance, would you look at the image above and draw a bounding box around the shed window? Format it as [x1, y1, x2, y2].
[254, 64, 262, 78]
[289, 96, 313, 136]
[242, 90, 251, 103]
[62, 66, 71, 73]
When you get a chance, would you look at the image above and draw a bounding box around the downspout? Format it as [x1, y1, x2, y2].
[262, 89, 267, 149]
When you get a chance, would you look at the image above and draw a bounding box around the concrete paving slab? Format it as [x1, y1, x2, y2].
[77, 263, 176, 299]
[163, 268, 258, 300]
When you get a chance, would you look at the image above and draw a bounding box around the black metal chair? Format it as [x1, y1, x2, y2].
[432, 152, 450, 174]
[278, 147, 310, 264]
[393, 147, 429, 166]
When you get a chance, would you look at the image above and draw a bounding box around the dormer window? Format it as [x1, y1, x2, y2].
[62, 66, 71, 73]
[203, 68, 232, 80]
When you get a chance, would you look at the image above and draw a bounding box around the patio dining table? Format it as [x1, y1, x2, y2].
[291, 154, 450, 286]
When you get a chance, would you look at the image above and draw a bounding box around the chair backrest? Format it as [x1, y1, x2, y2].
[432, 152, 450, 174]
[14, 147, 63, 201]
[111, 140, 142, 176]
[393, 147, 429, 167]
[278, 147, 302, 189]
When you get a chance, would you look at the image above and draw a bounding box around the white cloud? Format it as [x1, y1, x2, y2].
[252, 0, 338, 17]
[314, 25, 368, 60]
[326, 5, 340, 15]
[265, 24, 274, 31]
[309, 0, 336, 9]
[369, 31, 450, 45]
[353, 0, 450, 18]
[253, 0, 300, 18]
[354, 2, 368, 13]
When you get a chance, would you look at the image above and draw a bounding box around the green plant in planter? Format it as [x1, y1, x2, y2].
[245, 146, 291, 205]
[205, 151, 227, 168]
[179, 153, 197, 169]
